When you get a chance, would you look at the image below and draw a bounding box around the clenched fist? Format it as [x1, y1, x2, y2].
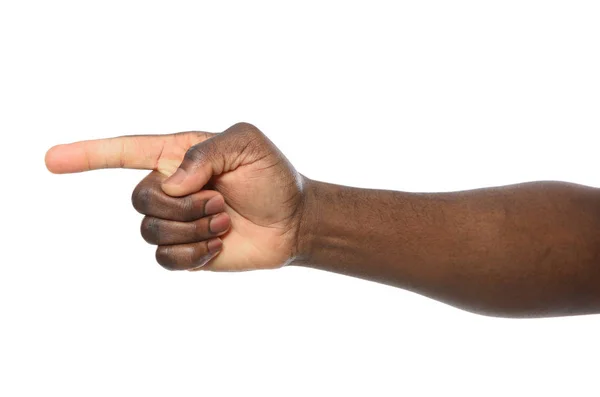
[46, 123, 309, 271]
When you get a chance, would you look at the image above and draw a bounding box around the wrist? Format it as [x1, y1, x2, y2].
[292, 176, 322, 265]
[292, 178, 362, 269]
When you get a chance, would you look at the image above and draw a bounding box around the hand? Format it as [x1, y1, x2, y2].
[45, 123, 308, 271]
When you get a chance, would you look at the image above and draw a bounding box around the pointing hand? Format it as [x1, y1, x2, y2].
[46, 123, 308, 271]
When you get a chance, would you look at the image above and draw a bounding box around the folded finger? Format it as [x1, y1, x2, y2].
[155, 239, 223, 271]
[141, 213, 231, 245]
[132, 171, 225, 221]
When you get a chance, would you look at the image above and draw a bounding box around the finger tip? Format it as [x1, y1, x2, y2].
[188, 240, 223, 272]
[222, 211, 232, 226]
[44, 145, 63, 173]
[210, 212, 231, 235]
[204, 194, 225, 215]
[45, 143, 86, 174]
[207, 237, 223, 253]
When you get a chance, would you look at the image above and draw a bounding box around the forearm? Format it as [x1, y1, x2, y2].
[294, 179, 600, 317]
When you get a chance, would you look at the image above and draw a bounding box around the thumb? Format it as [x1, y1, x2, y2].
[161, 122, 266, 197]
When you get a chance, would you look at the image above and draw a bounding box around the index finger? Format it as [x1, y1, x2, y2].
[45, 131, 214, 175]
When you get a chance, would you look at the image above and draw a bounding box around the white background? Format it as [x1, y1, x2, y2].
[1, 1, 600, 396]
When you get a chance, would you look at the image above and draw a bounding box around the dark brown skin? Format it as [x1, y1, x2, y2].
[45, 123, 600, 317]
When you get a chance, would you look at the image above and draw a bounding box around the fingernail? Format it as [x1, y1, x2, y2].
[204, 195, 225, 216]
[164, 168, 187, 186]
[207, 238, 223, 254]
[209, 213, 230, 234]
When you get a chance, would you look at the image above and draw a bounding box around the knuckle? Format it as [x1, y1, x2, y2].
[140, 217, 160, 244]
[183, 144, 206, 163]
[232, 123, 264, 144]
[155, 246, 179, 271]
[230, 122, 260, 135]
[132, 186, 154, 214]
